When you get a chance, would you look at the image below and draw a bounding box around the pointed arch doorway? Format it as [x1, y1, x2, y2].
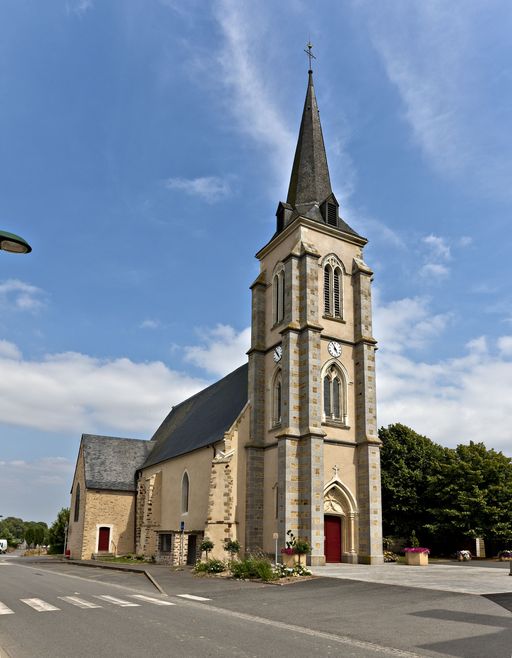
[324, 515, 342, 562]
[323, 481, 358, 563]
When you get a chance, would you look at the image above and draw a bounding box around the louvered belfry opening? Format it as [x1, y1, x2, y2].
[327, 201, 337, 226]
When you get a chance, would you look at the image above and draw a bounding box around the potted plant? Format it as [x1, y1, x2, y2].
[224, 538, 240, 562]
[200, 538, 214, 560]
[404, 547, 430, 566]
[294, 540, 310, 565]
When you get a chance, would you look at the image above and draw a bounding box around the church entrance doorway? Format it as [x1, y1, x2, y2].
[98, 527, 110, 552]
[324, 515, 342, 562]
[186, 534, 197, 565]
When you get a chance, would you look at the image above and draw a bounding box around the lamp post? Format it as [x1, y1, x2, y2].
[0, 230, 32, 254]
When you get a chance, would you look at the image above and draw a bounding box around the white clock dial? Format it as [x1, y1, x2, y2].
[328, 341, 341, 358]
[273, 345, 282, 363]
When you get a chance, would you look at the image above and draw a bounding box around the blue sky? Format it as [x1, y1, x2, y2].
[1, 0, 511, 523]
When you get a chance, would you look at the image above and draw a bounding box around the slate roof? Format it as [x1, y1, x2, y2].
[143, 363, 248, 468]
[81, 434, 154, 491]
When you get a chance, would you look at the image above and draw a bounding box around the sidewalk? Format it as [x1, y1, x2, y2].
[310, 560, 512, 595]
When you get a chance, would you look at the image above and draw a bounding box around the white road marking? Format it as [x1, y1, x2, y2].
[0, 602, 14, 615]
[176, 594, 211, 601]
[21, 598, 60, 612]
[59, 596, 102, 609]
[94, 594, 140, 607]
[130, 594, 175, 606]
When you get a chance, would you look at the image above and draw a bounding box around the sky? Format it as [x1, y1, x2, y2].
[0, 0, 511, 524]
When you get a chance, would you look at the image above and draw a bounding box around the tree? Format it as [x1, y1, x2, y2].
[425, 442, 512, 544]
[379, 424, 512, 553]
[0, 517, 26, 545]
[379, 424, 446, 543]
[24, 522, 48, 547]
[48, 508, 69, 554]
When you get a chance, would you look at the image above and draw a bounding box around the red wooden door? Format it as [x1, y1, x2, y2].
[98, 527, 110, 552]
[324, 515, 342, 562]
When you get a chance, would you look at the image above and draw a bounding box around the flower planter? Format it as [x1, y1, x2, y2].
[405, 551, 428, 566]
[281, 553, 299, 567]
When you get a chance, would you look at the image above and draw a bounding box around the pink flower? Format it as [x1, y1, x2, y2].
[404, 547, 430, 554]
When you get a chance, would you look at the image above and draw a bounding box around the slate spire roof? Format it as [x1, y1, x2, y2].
[274, 68, 361, 239]
[287, 70, 333, 209]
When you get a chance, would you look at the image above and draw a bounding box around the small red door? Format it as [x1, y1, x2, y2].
[324, 515, 342, 562]
[98, 527, 110, 552]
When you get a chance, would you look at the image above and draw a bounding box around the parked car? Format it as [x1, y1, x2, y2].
[0, 539, 8, 554]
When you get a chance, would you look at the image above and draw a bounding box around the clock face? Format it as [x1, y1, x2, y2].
[328, 341, 341, 358]
[273, 345, 283, 363]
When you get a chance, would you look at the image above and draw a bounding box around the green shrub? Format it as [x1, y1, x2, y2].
[294, 540, 310, 555]
[230, 555, 276, 582]
[224, 539, 240, 556]
[194, 559, 225, 574]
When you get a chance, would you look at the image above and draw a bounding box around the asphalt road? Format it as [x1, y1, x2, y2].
[0, 555, 510, 658]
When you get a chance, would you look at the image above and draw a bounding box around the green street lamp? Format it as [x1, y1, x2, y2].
[0, 230, 32, 254]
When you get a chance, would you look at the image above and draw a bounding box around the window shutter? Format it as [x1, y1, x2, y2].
[324, 266, 331, 315]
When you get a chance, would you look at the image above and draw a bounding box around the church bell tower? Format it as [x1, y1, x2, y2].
[246, 59, 383, 565]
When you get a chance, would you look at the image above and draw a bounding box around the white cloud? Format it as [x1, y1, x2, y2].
[0, 340, 21, 360]
[212, 0, 295, 190]
[375, 296, 512, 455]
[359, 1, 512, 199]
[497, 336, 512, 357]
[420, 262, 450, 279]
[0, 279, 46, 312]
[0, 457, 75, 522]
[373, 294, 452, 353]
[422, 234, 451, 261]
[66, 0, 93, 16]
[0, 344, 207, 435]
[419, 234, 451, 279]
[140, 319, 160, 330]
[184, 324, 250, 377]
[165, 176, 232, 203]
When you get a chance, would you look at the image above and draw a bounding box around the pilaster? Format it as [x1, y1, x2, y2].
[352, 257, 383, 563]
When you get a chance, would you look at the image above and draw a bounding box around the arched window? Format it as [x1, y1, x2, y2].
[323, 364, 347, 424]
[272, 370, 282, 426]
[74, 483, 80, 523]
[273, 265, 285, 325]
[322, 255, 344, 319]
[181, 472, 189, 514]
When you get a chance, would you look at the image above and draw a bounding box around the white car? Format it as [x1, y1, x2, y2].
[0, 539, 8, 554]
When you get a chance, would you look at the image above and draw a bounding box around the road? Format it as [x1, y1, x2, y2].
[0, 554, 510, 657]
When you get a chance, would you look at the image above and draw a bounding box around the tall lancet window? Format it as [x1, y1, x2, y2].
[74, 483, 80, 522]
[181, 472, 189, 514]
[323, 364, 347, 424]
[323, 255, 344, 319]
[272, 370, 282, 426]
[273, 265, 285, 325]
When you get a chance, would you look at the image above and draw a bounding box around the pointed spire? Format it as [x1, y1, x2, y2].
[286, 69, 333, 209]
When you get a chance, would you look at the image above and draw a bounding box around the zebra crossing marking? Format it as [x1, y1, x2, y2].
[130, 594, 175, 606]
[0, 602, 14, 615]
[21, 598, 60, 612]
[94, 594, 140, 607]
[59, 596, 102, 609]
[176, 594, 211, 601]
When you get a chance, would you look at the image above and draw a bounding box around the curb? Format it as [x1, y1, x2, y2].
[61, 559, 167, 595]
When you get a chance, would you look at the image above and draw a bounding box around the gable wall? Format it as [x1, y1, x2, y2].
[81, 489, 136, 559]
[67, 447, 86, 559]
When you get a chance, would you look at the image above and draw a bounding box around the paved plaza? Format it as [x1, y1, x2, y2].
[311, 560, 512, 595]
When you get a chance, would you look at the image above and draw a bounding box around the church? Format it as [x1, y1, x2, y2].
[67, 64, 384, 566]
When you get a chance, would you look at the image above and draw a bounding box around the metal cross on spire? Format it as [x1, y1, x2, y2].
[304, 41, 316, 71]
